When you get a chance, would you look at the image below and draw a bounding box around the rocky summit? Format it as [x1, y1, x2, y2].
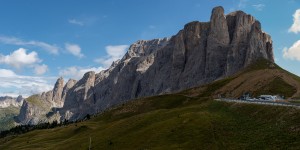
[16, 6, 274, 124]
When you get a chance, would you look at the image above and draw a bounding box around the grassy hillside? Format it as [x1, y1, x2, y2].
[26, 95, 51, 110]
[215, 59, 300, 98]
[0, 94, 299, 149]
[1, 60, 300, 149]
[0, 106, 19, 132]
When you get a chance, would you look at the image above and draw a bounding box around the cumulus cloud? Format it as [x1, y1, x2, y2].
[252, 4, 265, 11]
[68, 19, 84, 26]
[283, 40, 300, 61]
[0, 69, 55, 97]
[0, 69, 16, 77]
[0, 48, 41, 69]
[59, 66, 104, 80]
[0, 36, 59, 54]
[94, 45, 128, 68]
[289, 9, 300, 34]
[34, 64, 48, 75]
[65, 43, 84, 58]
[0, 48, 48, 75]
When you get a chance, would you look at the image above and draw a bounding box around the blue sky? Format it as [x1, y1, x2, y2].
[0, 0, 299, 97]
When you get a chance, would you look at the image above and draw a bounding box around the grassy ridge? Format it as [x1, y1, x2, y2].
[0, 94, 299, 149]
[26, 95, 51, 110]
[253, 77, 297, 97]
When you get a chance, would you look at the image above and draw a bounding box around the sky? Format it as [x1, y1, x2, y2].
[0, 0, 299, 97]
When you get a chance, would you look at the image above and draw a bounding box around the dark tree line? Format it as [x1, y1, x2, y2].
[0, 114, 92, 138]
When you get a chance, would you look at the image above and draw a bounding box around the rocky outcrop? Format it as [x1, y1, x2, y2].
[16, 6, 274, 123]
[15, 77, 76, 124]
[15, 95, 52, 124]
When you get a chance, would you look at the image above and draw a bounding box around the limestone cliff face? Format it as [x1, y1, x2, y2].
[52, 77, 64, 107]
[225, 11, 273, 75]
[16, 6, 274, 123]
[61, 71, 95, 120]
[62, 79, 77, 101]
[206, 6, 230, 78]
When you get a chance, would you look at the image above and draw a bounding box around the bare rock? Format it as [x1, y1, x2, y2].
[61, 71, 96, 120]
[62, 79, 77, 101]
[205, 6, 230, 78]
[52, 77, 64, 107]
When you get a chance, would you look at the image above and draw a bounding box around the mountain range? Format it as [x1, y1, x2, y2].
[14, 6, 276, 125]
[0, 96, 23, 108]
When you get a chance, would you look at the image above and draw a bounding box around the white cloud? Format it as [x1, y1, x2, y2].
[94, 45, 128, 68]
[289, 9, 300, 34]
[106, 45, 128, 58]
[0, 69, 55, 97]
[65, 43, 84, 58]
[34, 64, 48, 75]
[59, 66, 104, 80]
[283, 40, 300, 61]
[0, 36, 59, 54]
[0, 48, 41, 69]
[0, 69, 16, 77]
[68, 19, 84, 26]
[252, 4, 265, 11]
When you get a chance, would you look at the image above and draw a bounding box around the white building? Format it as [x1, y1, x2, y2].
[258, 95, 278, 101]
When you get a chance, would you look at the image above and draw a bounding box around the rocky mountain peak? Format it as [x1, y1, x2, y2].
[212, 6, 225, 16]
[124, 38, 169, 59]
[209, 6, 230, 44]
[80, 71, 95, 85]
[61, 79, 77, 102]
[52, 77, 64, 107]
[62, 71, 96, 117]
[16, 95, 23, 103]
[65, 79, 77, 88]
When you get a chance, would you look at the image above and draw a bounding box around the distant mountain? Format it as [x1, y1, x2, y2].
[16, 6, 275, 125]
[0, 95, 23, 108]
[0, 95, 23, 131]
